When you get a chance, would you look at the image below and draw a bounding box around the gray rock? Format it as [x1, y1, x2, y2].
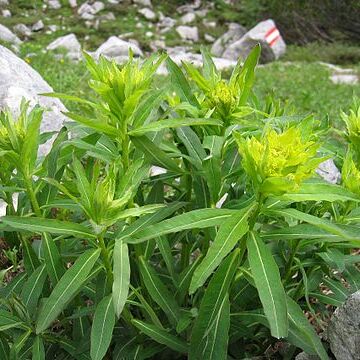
[0, 45, 66, 155]
[100, 12, 116, 21]
[32, 20, 44, 32]
[47, 0, 62, 9]
[107, 0, 121, 4]
[158, 16, 176, 29]
[211, 23, 246, 57]
[204, 33, 215, 43]
[295, 353, 320, 360]
[176, 0, 201, 14]
[138, 7, 156, 21]
[176, 25, 199, 42]
[0, 24, 22, 48]
[78, 2, 93, 15]
[330, 74, 358, 85]
[69, 0, 77, 8]
[92, 1, 105, 14]
[157, 49, 237, 75]
[328, 290, 360, 360]
[78, 1, 104, 19]
[94, 36, 143, 61]
[13, 24, 32, 38]
[133, 0, 152, 7]
[46, 33, 81, 61]
[149, 39, 166, 51]
[203, 19, 216, 28]
[0, 0, 9, 6]
[316, 159, 341, 184]
[223, 19, 286, 63]
[2, 9, 11, 17]
[180, 12, 196, 24]
[48, 24, 58, 33]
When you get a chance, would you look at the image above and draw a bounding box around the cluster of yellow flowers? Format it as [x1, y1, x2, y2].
[207, 81, 238, 118]
[235, 127, 323, 195]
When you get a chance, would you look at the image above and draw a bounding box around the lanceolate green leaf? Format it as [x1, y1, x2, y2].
[132, 320, 188, 353]
[90, 295, 115, 360]
[124, 208, 238, 243]
[64, 112, 118, 137]
[279, 180, 360, 203]
[265, 208, 357, 241]
[166, 57, 200, 108]
[247, 231, 288, 338]
[115, 202, 186, 241]
[129, 118, 221, 136]
[32, 336, 45, 360]
[42, 233, 65, 285]
[286, 297, 328, 360]
[2, 216, 96, 239]
[20, 236, 40, 275]
[131, 135, 183, 174]
[189, 250, 239, 360]
[189, 202, 255, 294]
[0, 310, 25, 331]
[139, 256, 180, 326]
[36, 248, 101, 334]
[20, 264, 47, 314]
[112, 241, 130, 318]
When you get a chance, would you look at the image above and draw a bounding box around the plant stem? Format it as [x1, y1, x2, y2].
[25, 177, 41, 217]
[283, 239, 301, 283]
[98, 232, 113, 283]
[122, 135, 130, 172]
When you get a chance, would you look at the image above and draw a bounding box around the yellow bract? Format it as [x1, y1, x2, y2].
[236, 127, 321, 195]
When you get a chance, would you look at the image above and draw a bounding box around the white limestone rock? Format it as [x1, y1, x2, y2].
[316, 159, 341, 184]
[211, 23, 246, 57]
[223, 19, 286, 63]
[0, 45, 66, 155]
[180, 12, 196, 24]
[69, 0, 77, 8]
[32, 20, 45, 32]
[0, 24, 22, 48]
[46, 33, 82, 61]
[176, 25, 199, 42]
[133, 0, 152, 7]
[138, 7, 156, 21]
[330, 74, 358, 85]
[94, 36, 143, 61]
[157, 49, 237, 75]
[2, 9, 11, 17]
[13, 24, 32, 38]
[47, 0, 62, 9]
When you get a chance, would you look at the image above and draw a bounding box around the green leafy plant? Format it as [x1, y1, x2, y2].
[0, 46, 359, 359]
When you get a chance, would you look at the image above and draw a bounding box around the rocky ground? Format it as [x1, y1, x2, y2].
[0, 0, 359, 81]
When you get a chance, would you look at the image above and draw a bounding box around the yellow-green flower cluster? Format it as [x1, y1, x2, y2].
[235, 127, 323, 195]
[207, 81, 238, 118]
[341, 102, 360, 151]
[342, 152, 360, 195]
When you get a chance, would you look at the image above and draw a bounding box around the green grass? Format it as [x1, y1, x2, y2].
[254, 62, 360, 126]
[282, 42, 360, 65]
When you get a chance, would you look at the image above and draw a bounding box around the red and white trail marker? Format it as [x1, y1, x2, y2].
[265, 26, 281, 47]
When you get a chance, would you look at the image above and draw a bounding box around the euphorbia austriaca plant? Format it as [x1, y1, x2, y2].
[0, 45, 360, 359]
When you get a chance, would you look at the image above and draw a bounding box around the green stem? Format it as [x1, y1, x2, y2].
[98, 233, 113, 283]
[25, 177, 41, 217]
[122, 135, 130, 172]
[283, 239, 301, 283]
